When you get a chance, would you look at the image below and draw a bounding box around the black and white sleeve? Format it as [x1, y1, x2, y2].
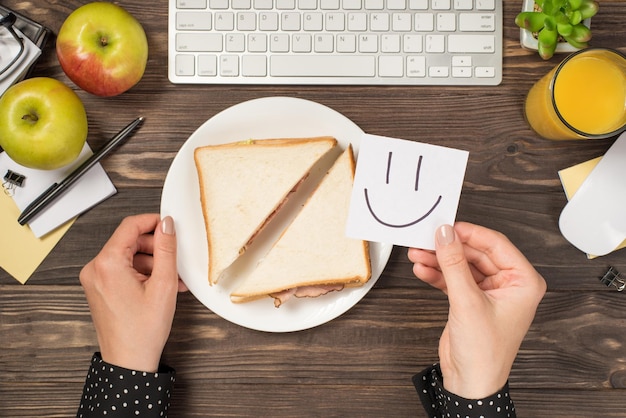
[77, 352, 176, 417]
[414, 363, 516, 418]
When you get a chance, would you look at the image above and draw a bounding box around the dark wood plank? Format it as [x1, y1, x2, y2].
[2, 285, 626, 416]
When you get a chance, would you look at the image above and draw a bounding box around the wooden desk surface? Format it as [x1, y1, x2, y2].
[2, 1, 626, 416]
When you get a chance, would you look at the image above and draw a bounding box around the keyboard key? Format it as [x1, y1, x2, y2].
[177, 0, 207, 9]
[248, 34, 268, 51]
[299, 0, 318, 8]
[282, 12, 301, 30]
[453, 0, 472, 10]
[220, 55, 239, 76]
[326, 12, 345, 30]
[225, 33, 245, 51]
[232, 0, 251, 9]
[215, 12, 234, 30]
[176, 12, 212, 30]
[237, 12, 257, 30]
[175, 54, 195, 75]
[270, 34, 290, 51]
[321, 0, 340, 8]
[292, 33, 312, 51]
[429, 66, 449, 77]
[425, 34, 444, 53]
[176, 33, 223, 52]
[379, 55, 403, 77]
[364, 0, 384, 9]
[254, 0, 274, 9]
[431, 0, 450, 10]
[436, 13, 456, 31]
[209, 0, 228, 8]
[347, 13, 367, 31]
[343, 0, 362, 8]
[270, 55, 376, 76]
[408, 0, 428, 9]
[414, 13, 434, 32]
[406, 55, 426, 77]
[198, 54, 217, 75]
[476, 0, 495, 10]
[448, 34, 495, 53]
[452, 55, 471, 66]
[303, 12, 323, 30]
[459, 13, 495, 31]
[370, 13, 389, 31]
[387, 0, 405, 9]
[358, 34, 378, 52]
[259, 12, 279, 30]
[314, 34, 334, 52]
[277, 0, 295, 7]
[452, 66, 471, 77]
[381, 34, 400, 52]
[337, 33, 356, 52]
[392, 13, 412, 31]
[475, 66, 496, 77]
[242, 55, 267, 75]
[403, 34, 423, 52]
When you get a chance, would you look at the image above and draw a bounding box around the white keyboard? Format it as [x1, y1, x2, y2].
[168, 0, 502, 85]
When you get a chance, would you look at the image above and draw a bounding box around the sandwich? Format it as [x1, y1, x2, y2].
[230, 145, 371, 307]
[194, 136, 337, 285]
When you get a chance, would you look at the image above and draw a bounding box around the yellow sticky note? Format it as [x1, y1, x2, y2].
[0, 191, 74, 284]
[558, 157, 626, 257]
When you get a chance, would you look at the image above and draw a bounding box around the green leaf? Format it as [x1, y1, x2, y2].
[579, 0, 599, 19]
[568, 0, 583, 10]
[544, 16, 557, 31]
[542, 0, 556, 15]
[537, 28, 558, 46]
[569, 23, 592, 42]
[557, 22, 573, 36]
[515, 12, 547, 32]
[562, 35, 588, 49]
[538, 40, 557, 60]
[569, 10, 582, 25]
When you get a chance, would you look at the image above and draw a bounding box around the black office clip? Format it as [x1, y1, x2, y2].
[599, 266, 625, 292]
[2, 169, 26, 196]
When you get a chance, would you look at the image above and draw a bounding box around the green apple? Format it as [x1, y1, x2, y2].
[0, 77, 88, 170]
[56, 2, 148, 97]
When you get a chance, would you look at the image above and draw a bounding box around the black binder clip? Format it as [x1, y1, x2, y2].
[2, 169, 25, 196]
[599, 266, 625, 292]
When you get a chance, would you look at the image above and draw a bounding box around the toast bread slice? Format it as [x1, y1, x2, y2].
[194, 136, 337, 285]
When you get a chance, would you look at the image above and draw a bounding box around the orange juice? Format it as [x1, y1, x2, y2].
[525, 48, 626, 140]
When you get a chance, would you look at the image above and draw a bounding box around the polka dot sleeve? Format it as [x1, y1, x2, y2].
[77, 352, 176, 417]
[413, 363, 516, 418]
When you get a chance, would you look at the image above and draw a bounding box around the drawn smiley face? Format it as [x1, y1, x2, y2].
[363, 151, 442, 228]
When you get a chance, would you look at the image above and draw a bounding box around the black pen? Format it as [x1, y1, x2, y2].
[17, 117, 145, 225]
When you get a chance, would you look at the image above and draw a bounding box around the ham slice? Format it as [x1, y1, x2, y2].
[270, 284, 345, 307]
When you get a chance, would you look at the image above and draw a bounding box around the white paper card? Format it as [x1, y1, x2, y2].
[0, 144, 117, 238]
[346, 134, 469, 250]
[559, 131, 626, 256]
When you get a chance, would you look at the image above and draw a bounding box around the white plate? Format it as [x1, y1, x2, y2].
[161, 97, 393, 332]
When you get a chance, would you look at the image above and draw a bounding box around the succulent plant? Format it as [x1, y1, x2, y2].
[515, 0, 599, 60]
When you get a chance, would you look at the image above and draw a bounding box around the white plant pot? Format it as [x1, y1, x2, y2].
[519, 0, 592, 54]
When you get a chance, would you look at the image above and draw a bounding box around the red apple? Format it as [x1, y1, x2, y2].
[56, 2, 148, 97]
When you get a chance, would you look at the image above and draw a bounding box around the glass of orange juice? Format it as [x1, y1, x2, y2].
[525, 48, 626, 140]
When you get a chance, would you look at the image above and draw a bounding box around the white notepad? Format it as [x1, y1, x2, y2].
[0, 144, 117, 238]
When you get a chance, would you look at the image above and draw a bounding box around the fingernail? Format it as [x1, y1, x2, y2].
[161, 216, 175, 235]
[436, 224, 454, 246]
